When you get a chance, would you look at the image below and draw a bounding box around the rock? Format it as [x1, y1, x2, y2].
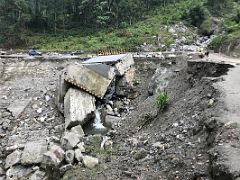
[115, 67, 139, 99]
[29, 170, 46, 180]
[65, 150, 74, 164]
[42, 145, 64, 167]
[106, 104, 113, 113]
[65, 64, 112, 99]
[76, 142, 85, 153]
[114, 54, 134, 76]
[2, 121, 10, 130]
[21, 140, 47, 165]
[74, 149, 83, 162]
[208, 98, 214, 107]
[134, 149, 147, 160]
[84, 135, 101, 148]
[70, 125, 85, 138]
[61, 132, 80, 150]
[6, 166, 32, 180]
[7, 99, 31, 118]
[82, 156, 99, 169]
[0, 167, 5, 175]
[5, 150, 22, 169]
[64, 88, 95, 129]
[55, 69, 70, 114]
[104, 115, 121, 129]
[59, 164, 73, 175]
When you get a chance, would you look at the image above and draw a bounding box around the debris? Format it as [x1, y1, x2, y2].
[74, 149, 83, 162]
[61, 132, 80, 150]
[64, 88, 95, 129]
[21, 140, 48, 165]
[65, 150, 75, 164]
[82, 156, 99, 169]
[134, 149, 147, 160]
[29, 170, 46, 180]
[42, 145, 65, 166]
[5, 150, 22, 169]
[70, 125, 85, 138]
[65, 64, 112, 99]
[7, 99, 31, 118]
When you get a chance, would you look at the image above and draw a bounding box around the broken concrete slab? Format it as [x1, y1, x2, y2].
[82, 54, 128, 64]
[55, 70, 71, 114]
[21, 140, 48, 165]
[115, 54, 134, 76]
[65, 64, 112, 99]
[7, 99, 31, 118]
[83, 63, 115, 80]
[70, 125, 85, 138]
[5, 150, 22, 169]
[64, 88, 95, 129]
[61, 132, 80, 150]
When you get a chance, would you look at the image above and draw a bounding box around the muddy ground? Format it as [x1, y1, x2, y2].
[0, 54, 238, 180]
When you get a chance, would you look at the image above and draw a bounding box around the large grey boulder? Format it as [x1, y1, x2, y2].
[64, 88, 95, 129]
[65, 64, 112, 99]
[21, 140, 48, 165]
[5, 150, 22, 169]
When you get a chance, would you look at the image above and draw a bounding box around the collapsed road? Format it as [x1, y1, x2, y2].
[0, 52, 240, 180]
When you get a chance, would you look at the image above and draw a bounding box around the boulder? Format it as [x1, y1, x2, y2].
[61, 132, 80, 150]
[21, 140, 47, 165]
[64, 88, 95, 129]
[82, 156, 99, 169]
[65, 150, 74, 164]
[74, 149, 83, 162]
[104, 115, 121, 129]
[29, 170, 46, 180]
[42, 144, 65, 167]
[5, 150, 22, 169]
[65, 64, 112, 99]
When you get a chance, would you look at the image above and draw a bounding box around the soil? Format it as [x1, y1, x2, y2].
[0, 54, 239, 180]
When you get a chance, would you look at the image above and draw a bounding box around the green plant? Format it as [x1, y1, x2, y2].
[155, 89, 169, 112]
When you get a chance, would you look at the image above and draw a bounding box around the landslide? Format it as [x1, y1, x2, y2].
[62, 55, 232, 180]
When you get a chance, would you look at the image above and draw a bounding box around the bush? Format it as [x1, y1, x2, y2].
[155, 89, 169, 112]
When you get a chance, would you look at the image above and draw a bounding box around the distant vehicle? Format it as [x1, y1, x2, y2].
[71, 50, 84, 56]
[28, 49, 42, 56]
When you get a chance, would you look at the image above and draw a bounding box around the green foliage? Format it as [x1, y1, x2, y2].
[206, 0, 234, 17]
[155, 89, 169, 113]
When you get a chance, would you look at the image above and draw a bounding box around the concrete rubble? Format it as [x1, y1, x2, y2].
[21, 140, 48, 165]
[64, 88, 95, 129]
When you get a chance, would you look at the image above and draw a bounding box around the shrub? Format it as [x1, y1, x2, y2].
[155, 89, 169, 112]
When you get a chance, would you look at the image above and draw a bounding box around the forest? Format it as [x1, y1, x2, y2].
[0, 0, 237, 50]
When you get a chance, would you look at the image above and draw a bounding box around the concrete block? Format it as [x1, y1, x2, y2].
[65, 64, 112, 98]
[115, 54, 134, 76]
[64, 88, 95, 129]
